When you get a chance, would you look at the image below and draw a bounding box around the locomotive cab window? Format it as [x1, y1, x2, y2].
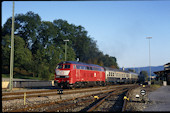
[64, 65, 70, 69]
[57, 65, 63, 69]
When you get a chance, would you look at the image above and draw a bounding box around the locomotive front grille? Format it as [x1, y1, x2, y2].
[55, 75, 69, 78]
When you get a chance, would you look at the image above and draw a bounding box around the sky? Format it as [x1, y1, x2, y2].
[2, 1, 170, 68]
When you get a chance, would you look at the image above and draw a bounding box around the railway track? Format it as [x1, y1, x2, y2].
[2, 84, 125, 101]
[3, 84, 137, 112]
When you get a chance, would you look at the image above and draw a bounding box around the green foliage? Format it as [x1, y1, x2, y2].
[14, 36, 33, 70]
[38, 63, 50, 80]
[139, 71, 149, 83]
[2, 35, 11, 67]
[128, 69, 135, 72]
[2, 11, 119, 81]
[2, 35, 33, 71]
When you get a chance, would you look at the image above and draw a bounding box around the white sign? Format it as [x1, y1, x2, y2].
[140, 89, 146, 95]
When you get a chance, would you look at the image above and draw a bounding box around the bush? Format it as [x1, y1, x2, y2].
[49, 73, 55, 80]
[2, 66, 9, 74]
[38, 64, 50, 80]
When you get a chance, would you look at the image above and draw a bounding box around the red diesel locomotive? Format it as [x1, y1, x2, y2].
[54, 61, 105, 88]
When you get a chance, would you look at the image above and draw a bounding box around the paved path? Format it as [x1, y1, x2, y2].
[143, 86, 170, 111]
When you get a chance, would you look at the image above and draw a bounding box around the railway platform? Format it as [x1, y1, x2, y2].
[143, 86, 170, 111]
[2, 78, 54, 89]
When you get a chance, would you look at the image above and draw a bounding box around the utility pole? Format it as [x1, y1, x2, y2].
[9, 1, 15, 91]
[63, 39, 69, 61]
[146, 37, 152, 85]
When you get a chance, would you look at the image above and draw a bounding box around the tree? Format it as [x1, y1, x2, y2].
[2, 11, 41, 49]
[2, 35, 33, 73]
[37, 21, 57, 48]
[139, 71, 148, 83]
[2, 11, 120, 80]
[128, 69, 134, 72]
[2, 35, 11, 66]
[14, 36, 33, 70]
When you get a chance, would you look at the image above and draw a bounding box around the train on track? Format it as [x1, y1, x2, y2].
[54, 61, 138, 88]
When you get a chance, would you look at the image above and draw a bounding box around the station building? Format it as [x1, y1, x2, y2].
[154, 62, 170, 85]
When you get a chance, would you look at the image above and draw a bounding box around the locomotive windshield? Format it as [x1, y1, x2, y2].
[56, 64, 70, 69]
[57, 64, 62, 69]
[64, 65, 70, 69]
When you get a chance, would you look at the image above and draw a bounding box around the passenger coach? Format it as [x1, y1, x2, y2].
[104, 67, 138, 84]
[104, 67, 130, 84]
[54, 61, 105, 88]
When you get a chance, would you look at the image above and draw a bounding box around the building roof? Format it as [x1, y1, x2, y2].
[164, 62, 170, 66]
[154, 70, 170, 76]
[154, 62, 170, 76]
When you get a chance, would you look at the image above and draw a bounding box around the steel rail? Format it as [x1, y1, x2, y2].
[122, 85, 138, 112]
[2, 85, 129, 101]
[8, 88, 118, 112]
[2, 84, 130, 96]
[2, 87, 108, 101]
[2, 86, 106, 96]
[4, 85, 136, 112]
[46, 87, 129, 112]
[86, 88, 129, 112]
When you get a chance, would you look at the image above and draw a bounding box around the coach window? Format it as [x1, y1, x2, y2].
[73, 65, 76, 69]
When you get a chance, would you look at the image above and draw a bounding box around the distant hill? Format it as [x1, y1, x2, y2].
[121, 65, 164, 77]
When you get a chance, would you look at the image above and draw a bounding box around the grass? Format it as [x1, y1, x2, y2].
[150, 84, 161, 91]
[2, 74, 10, 78]
[151, 84, 161, 88]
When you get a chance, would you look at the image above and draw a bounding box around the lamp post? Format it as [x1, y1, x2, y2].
[9, 1, 15, 91]
[63, 39, 69, 61]
[146, 37, 152, 85]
